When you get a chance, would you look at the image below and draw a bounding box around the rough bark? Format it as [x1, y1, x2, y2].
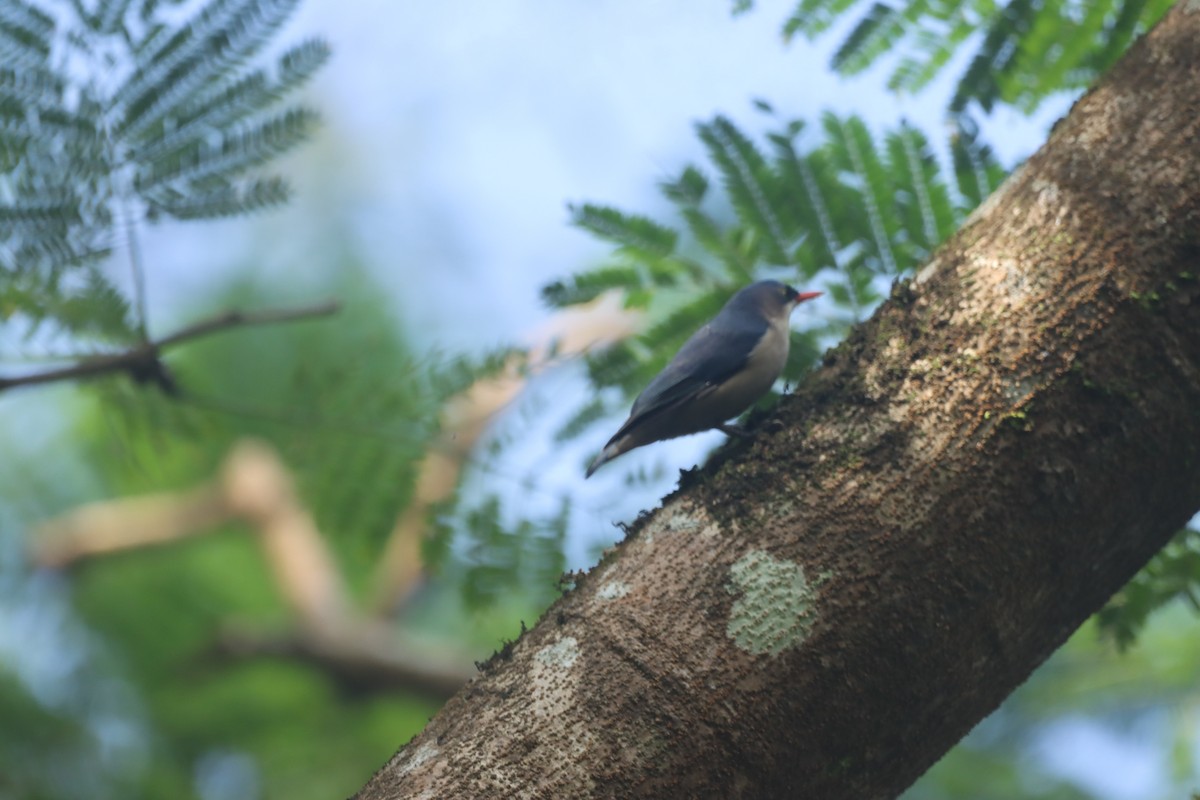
[358, 5, 1200, 798]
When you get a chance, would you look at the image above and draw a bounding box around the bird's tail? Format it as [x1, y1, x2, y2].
[585, 448, 614, 478]
[585, 438, 628, 478]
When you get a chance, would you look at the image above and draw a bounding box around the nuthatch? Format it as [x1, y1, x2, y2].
[586, 280, 821, 477]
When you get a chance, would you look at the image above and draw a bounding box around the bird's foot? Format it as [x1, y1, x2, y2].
[718, 423, 753, 439]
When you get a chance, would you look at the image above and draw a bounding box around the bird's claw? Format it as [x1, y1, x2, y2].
[718, 423, 753, 439]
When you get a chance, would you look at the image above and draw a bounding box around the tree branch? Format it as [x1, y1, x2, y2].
[370, 291, 641, 613]
[154, 301, 341, 348]
[212, 621, 477, 699]
[30, 439, 476, 700]
[30, 484, 228, 569]
[0, 300, 340, 393]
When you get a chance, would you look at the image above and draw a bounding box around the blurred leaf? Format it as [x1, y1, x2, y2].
[761, 0, 1169, 116]
[542, 266, 643, 308]
[1097, 528, 1200, 650]
[0, 0, 325, 347]
[697, 116, 791, 266]
[549, 108, 1008, 410]
[553, 395, 614, 443]
[430, 494, 569, 611]
[569, 203, 679, 260]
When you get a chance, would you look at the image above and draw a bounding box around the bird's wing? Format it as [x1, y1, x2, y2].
[627, 321, 763, 422]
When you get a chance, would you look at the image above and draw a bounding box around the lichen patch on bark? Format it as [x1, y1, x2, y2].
[389, 741, 438, 777]
[597, 580, 631, 600]
[663, 511, 702, 534]
[725, 549, 824, 656]
[534, 636, 580, 669]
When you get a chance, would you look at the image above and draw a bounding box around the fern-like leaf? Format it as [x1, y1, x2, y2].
[768, 0, 1168, 115]
[117, 0, 301, 139]
[782, 0, 863, 41]
[149, 175, 291, 220]
[696, 116, 791, 265]
[542, 266, 644, 309]
[549, 107, 1011, 417]
[553, 395, 612, 443]
[772, 140, 840, 276]
[49, 268, 136, 341]
[831, 2, 905, 75]
[568, 203, 679, 260]
[638, 287, 731, 363]
[137, 107, 316, 195]
[823, 113, 898, 275]
[1, 0, 325, 355]
[0, 0, 54, 67]
[949, 114, 1006, 212]
[92, 0, 136, 34]
[659, 165, 709, 207]
[1097, 528, 1200, 650]
[885, 123, 955, 259]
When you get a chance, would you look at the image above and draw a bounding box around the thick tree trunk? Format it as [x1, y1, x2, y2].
[358, 5, 1200, 798]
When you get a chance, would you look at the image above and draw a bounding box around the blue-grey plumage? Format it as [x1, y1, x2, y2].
[586, 280, 821, 477]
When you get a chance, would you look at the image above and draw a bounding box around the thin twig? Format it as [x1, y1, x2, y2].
[0, 300, 340, 393]
[123, 193, 150, 340]
[155, 301, 340, 347]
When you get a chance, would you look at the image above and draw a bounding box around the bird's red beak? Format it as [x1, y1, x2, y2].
[796, 291, 823, 302]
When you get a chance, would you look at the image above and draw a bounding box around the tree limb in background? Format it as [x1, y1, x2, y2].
[28, 295, 640, 696]
[30, 439, 475, 699]
[212, 621, 473, 698]
[31, 485, 228, 568]
[356, 6, 1200, 798]
[0, 300, 340, 394]
[371, 291, 642, 613]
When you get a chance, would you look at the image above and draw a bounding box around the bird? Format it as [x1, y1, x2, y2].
[586, 280, 821, 477]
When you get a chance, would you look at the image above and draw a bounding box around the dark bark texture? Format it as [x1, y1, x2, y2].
[359, 4, 1200, 798]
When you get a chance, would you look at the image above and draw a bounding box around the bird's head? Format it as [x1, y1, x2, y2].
[739, 280, 822, 322]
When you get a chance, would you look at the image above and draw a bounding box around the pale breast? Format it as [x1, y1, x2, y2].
[693, 319, 790, 426]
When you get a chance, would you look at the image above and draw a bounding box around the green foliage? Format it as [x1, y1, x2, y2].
[0, 0, 327, 344]
[1097, 528, 1200, 650]
[0, 268, 521, 799]
[431, 495, 569, 610]
[69, 536, 441, 799]
[906, 606, 1200, 797]
[85, 272, 515, 580]
[738, 0, 1172, 115]
[2, 7, 558, 792]
[548, 108, 1006, 404]
[949, 114, 1009, 211]
[908, 743, 1093, 800]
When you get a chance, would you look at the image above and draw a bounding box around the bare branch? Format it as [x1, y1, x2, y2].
[29, 438, 476, 699]
[31, 484, 228, 569]
[220, 439, 355, 628]
[213, 621, 477, 699]
[0, 300, 340, 394]
[155, 301, 341, 348]
[370, 292, 642, 613]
